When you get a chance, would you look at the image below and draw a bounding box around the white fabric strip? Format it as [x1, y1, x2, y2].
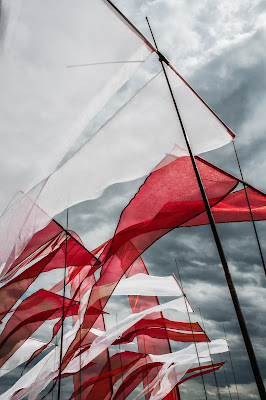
[0, 31, 234, 275]
[0, 0, 152, 274]
[0, 288, 92, 400]
[0, 298, 191, 400]
[0, 0, 151, 212]
[65, 297, 192, 375]
[35, 68, 234, 218]
[0, 338, 54, 378]
[135, 339, 228, 400]
[112, 273, 183, 297]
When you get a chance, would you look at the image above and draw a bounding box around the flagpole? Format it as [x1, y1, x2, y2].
[174, 262, 208, 400]
[232, 141, 266, 275]
[145, 17, 266, 400]
[57, 208, 69, 400]
[199, 308, 222, 400]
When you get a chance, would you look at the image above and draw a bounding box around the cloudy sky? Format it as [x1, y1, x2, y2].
[0, 0, 266, 399]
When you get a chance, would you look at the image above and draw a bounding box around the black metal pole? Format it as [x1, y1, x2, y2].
[57, 209, 69, 400]
[232, 141, 266, 276]
[199, 308, 222, 400]
[223, 324, 240, 400]
[174, 262, 208, 400]
[146, 17, 266, 400]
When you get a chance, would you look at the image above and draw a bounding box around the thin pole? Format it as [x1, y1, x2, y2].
[175, 260, 208, 400]
[153, 344, 161, 392]
[232, 141, 266, 275]
[199, 308, 222, 400]
[57, 208, 69, 400]
[219, 354, 232, 400]
[223, 325, 240, 400]
[146, 17, 266, 400]
[116, 314, 125, 400]
[78, 272, 82, 400]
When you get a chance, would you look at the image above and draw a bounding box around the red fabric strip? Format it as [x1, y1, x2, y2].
[61, 156, 238, 372]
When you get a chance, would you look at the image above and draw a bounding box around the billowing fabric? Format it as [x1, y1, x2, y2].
[0, 219, 64, 281]
[0, 289, 76, 368]
[59, 156, 238, 373]
[182, 184, 266, 227]
[0, 233, 98, 322]
[0, 0, 152, 275]
[0, 338, 54, 378]
[126, 258, 189, 400]
[0, 0, 151, 209]
[112, 359, 224, 400]
[0, 247, 61, 322]
[70, 268, 113, 400]
[112, 273, 183, 297]
[167, 66, 234, 154]
[2, 298, 189, 400]
[70, 351, 144, 400]
[136, 340, 228, 400]
[114, 328, 208, 345]
[0, 187, 52, 280]
[34, 69, 234, 219]
[0, 288, 93, 400]
[0, 52, 236, 277]
[66, 298, 192, 375]
[178, 361, 224, 385]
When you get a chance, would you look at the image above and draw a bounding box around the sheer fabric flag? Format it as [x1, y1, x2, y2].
[0, 220, 64, 282]
[126, 258, 181, 400]
[136, 340, 228, 400]
[0, 0, 152, 275]
[0, 287, 94, 400]
[65, 298, 192, 375]
[11, 298, 191, 400]
[0, 0, 152, 212]
[112, 273, 183, 297]
[35, 69, 234, 219]
[0, 56, 235, 274]
[0, 289, 78, 368]
[182, 185, 266, 227]
[0, 53, 235, 276]
[0, 338, 54, 378]
[61, 155, 238, 370]
[70, 351, 144, 400]
[0, 229, 98, 322]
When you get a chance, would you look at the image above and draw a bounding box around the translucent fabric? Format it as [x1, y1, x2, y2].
[112, 360, 224, 400]
[114, 328, 208, 345]
[0, 185, 51, 280]
[126, 258, 185, 400]
[0, 54, 235, 277]
[182, 185, 266, 227]
[112, 273, 183, 297]
[106, 156, 238, 260]
[0, 338, 54, 378]
[136, 340, 228, 400]
[0, 289, 76, 368]
[35, 68, 234, 219]
[65, 298, 192, 375]
[178, 361, 224, 385]
[0, 0, 152, 275]
[1, 288, 93, 400]
[0, 232, 98, 323]
[70, 351, 143, 400]
[167, 66, 234, 154]
[59, 156, 237, 374]
[0, 248, 61, 322]
[0, 0, 151, 209]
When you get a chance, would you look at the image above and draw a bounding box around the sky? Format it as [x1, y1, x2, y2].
[0, 0, 266, 399]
